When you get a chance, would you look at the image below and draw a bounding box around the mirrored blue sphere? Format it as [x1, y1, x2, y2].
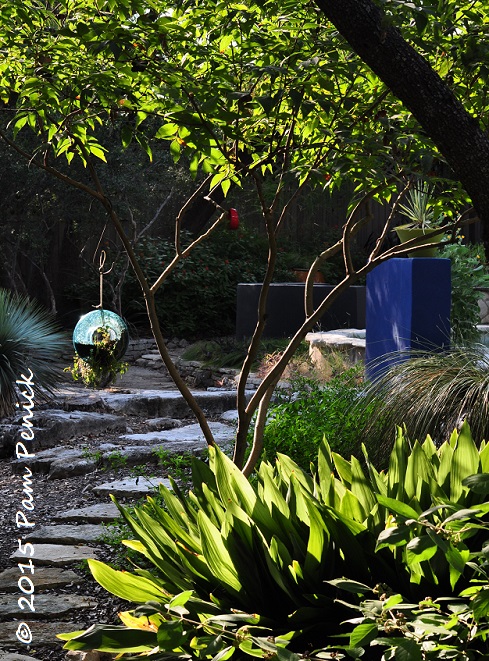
[73, 309, 129, 361]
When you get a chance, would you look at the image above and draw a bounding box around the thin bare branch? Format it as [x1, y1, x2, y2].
[175, 175, 213, 254]
[242, 384, 275, 478]
[136, 188, 175, 242]
[151, 210, 227, 294]
[369, 179, 411, 261]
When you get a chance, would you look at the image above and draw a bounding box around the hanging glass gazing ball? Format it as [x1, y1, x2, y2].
[73, 309, 129, 361]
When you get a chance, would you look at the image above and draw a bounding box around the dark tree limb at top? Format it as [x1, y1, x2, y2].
[314, 0, 489, 253]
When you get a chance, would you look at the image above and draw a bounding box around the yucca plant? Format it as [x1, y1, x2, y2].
[59, 424, 489, 659]
[396, 182, 441, 230]
[359, 345, 489, 461]
[0, 288, 69, 417]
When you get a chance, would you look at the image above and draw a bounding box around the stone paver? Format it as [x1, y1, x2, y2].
[119, 421, 235, 446]
[93, 476, 171, 498]
[1, 410, 127, 457]
[10, 544, 98, 567]
[0, 620, 79, 645]
[220, 410, 239, 423]
[26, 524, 105, 545]
[11, 447, 84, 475]
[54, 502, 121, 523]
[145, 417, 184, 430]
[0, 568, 81, 593]
[0, 593, 97, 620]
[47, 457, 99, 479]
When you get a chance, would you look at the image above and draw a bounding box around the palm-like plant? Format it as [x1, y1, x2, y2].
[0, 289, 69, 417]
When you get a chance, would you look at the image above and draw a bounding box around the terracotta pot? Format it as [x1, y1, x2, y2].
[395, 226, 445, 258]
[292, 268, 325, 283]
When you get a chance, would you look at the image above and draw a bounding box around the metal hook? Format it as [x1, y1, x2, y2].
[94, 250, 114, 309]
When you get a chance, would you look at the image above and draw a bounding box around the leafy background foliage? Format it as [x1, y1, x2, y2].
[441, 240, 489, 344]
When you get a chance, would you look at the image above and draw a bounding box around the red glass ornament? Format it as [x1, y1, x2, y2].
[228, 208, 239, 230]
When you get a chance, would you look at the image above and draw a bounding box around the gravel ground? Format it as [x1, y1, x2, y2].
[0, 426, 163, 659]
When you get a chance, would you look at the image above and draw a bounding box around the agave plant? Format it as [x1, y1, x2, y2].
[359, 345, 489, 461]
[0, 288, 69, 416]
[59, 424, 489, 659]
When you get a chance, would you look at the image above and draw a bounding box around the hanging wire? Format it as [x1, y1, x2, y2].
[94, 249, 114, 309]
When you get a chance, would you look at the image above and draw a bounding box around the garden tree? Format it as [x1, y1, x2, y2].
[313, 0, 489, 250]
[0, 0, 477, 473]
[0, 131, 193, 318]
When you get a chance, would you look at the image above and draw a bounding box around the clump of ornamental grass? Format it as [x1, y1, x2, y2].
[358, 345, 489, 461]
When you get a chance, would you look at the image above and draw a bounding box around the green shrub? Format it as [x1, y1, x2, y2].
[259, 368, 370, 468]
[110, 227, 302, 337]
[59, 424, 489, 659]
[442, 241, 489, 344]
[327, 433, 489, 658]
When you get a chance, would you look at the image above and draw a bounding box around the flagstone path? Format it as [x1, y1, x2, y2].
[0, 369, 246, 661]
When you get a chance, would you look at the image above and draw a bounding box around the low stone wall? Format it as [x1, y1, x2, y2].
[126, 337, 188, 363]
[477, 289, 489, 325]
[130, 338, 260, 389]
[175, 359, 240, 389]
[125, 337, 158, 362]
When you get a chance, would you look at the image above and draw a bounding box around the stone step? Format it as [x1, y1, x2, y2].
[90, 389, 248, 417]
[12, 421, 235, 478]
[0, 593, 97, 621]
[47, 388, 245, 416]
[93, 476, 171, 498]
[0, 620, 79, 646]
[54, 503, 121, 524]
[11, 447, 101, 478]
[26, 524, 105, 545]
[118, 420, 234, 447]
[10, 544, 98, 567]
[0, 410, 126, 459]
[0, 568, 82, 593]
[57, 391, 105, 412]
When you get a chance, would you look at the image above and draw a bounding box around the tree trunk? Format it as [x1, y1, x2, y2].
[314, 0, 489, 252]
